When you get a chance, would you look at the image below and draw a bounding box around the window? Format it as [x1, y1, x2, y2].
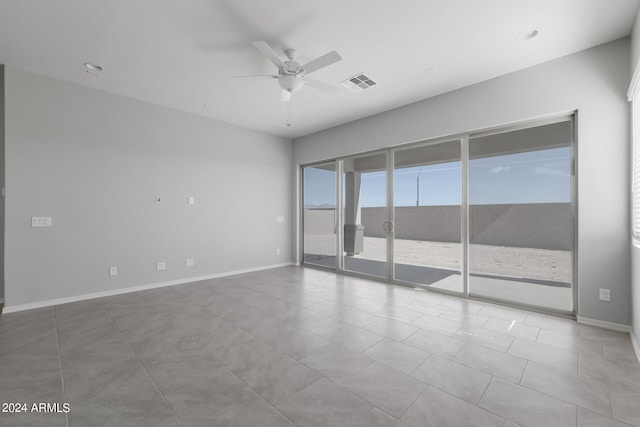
[631, 79, 640, 239]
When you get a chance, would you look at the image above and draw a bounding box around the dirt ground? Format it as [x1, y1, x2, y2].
[306, 236, 571, 283]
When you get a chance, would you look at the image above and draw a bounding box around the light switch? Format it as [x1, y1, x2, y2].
[31, 217, 52, 227]
[109, 266, 118, 276]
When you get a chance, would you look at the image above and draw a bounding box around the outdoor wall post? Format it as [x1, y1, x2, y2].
[344, 171, 364, 255]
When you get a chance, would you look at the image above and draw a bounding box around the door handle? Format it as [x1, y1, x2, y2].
[383, 220, 394, 233]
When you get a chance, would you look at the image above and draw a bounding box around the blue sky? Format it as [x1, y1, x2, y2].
[304, 147, 571, 207]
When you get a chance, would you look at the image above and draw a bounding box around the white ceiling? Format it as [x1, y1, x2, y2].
[0, 0, 638, 139]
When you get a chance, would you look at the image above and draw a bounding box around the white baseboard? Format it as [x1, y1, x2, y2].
[631, 331, 640, 365]
[576, 316, 632, 333]
[2, 262, 294, 314]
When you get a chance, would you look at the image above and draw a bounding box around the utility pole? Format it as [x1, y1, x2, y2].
[416, 166, 424, 206]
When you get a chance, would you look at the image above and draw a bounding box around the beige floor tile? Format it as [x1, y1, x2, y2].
[478, 305, 529, 323]
[454, 343, 527, 383]
[402, 328, 466, 359]
[300, 343, 372, 383]
[524, 313, 580, 335]
[402, 386, 504, 427]
[536, 328, 603, 358]
[362, 338, 430, 375]
[340, 362, 426, 418]
[603, 343, 640, 367]
[520, 362, 612, 416]
[298, 314, 347, 337]
[578, 407, 635, 427]
[352, 408, 408, 427]
[365, 317, 420, 341]
[482, 318, 540, 341]
[412, 313, 464, 336]
[479, 378, 577, 427]
[5, 266, 638, 427]
[508, 337, 578, 373]
[454, 324, 515, 352]
[411, 355, 491, 404]
[610, 387, 640, 426]
[579, 354, 640, 393]
[325, 324, 384, 353]
[275, 378, 372, 427]
[440, 311, 490, 327]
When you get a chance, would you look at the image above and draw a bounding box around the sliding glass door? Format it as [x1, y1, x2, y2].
[301, 117, 575, 314]
[468, 121, 574, 311]
[342, 152, 389, 279]
[302, 163, 337, 269]
[393, 141, 463, 292]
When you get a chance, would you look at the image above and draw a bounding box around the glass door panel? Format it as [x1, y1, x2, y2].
[302, 163, 337, 269]
[468, 121, 574, 311]
[342, 152, 389, 278]
[393, 141, 463, 292]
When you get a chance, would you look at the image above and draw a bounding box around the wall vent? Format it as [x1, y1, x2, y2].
[340, 73, 377, 92]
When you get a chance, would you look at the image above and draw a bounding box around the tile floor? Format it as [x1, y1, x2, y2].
[1, 266, 639, 427]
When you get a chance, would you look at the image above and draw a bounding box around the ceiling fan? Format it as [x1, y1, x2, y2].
[236, 41, 342, 102]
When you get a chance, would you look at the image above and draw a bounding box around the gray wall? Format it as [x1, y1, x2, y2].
[361, 203, 571, 250]
[632, 5, 640, 75]
[4, 67, 292, 309]
[293, 39, 631, 326]
[633, 241, 640, 350]
[631, 8, 640, 355]
[0, 65, 4, 303]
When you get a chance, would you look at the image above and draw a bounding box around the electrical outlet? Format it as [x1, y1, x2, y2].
[186, 258, 195, 267]
[276, 249, 281, 255]
[276, 216, 285, 223]
[155, 195, 161, 203]
[188, 196, 195, 205]
[156, 262, 166, 271]
[109, 266, 118, 277]
[599, 288, 611, 302]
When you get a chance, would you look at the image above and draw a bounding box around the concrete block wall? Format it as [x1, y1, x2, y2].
[362, 203, 571, 250]
[304, 203, 571, 251]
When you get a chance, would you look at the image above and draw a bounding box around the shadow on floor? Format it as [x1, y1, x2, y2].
[303, 254, 570, 288]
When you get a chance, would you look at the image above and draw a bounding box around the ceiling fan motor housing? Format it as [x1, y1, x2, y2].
[283, 60, 302, 74]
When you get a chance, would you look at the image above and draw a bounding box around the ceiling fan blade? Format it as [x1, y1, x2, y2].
[232, 75, 278, 79]
[252, 41, 288, 71]
[301, 51, 342, 75]
[281, 90, 292, 102]
[305, 78, 341, 94]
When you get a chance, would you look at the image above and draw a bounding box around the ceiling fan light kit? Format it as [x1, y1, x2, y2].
[278, 74, 305, 94]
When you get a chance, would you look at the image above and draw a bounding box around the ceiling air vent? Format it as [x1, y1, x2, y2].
[340, 73, 377, 92]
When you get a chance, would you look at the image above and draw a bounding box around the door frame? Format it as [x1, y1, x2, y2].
[299, 113, 577, 316]
[389, 136, 467, 297]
